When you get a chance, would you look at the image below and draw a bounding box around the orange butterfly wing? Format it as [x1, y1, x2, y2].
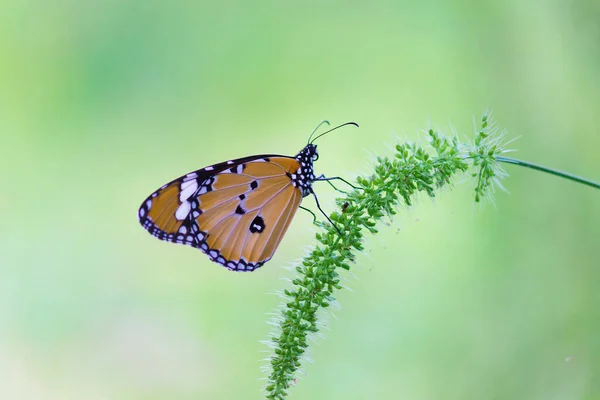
[138, 155, 303, 271]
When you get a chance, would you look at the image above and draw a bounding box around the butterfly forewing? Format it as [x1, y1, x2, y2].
[138, 155, 304, 271]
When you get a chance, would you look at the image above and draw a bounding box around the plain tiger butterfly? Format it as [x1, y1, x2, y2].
[138, 122, 358, 272]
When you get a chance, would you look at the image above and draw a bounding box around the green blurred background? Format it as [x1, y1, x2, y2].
[1, 0, 599, 399]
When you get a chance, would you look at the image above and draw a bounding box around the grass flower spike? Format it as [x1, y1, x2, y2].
[264, 113, 599, 399]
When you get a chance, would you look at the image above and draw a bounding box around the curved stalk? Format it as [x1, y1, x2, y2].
[496, 156, 600, 190]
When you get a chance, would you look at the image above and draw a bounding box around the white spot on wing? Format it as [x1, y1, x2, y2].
[180, 180, 198, 202]
[175, 201, 191, 220]
[205, 166, 214, 171]
[184, 172, 198, 181]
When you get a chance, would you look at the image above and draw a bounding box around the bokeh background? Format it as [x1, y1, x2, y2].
[1, 0, 599, 399]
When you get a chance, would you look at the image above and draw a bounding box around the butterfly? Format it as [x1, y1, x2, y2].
[138, 122, 358, 272]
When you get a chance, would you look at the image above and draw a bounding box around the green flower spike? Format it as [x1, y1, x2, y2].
[264, 113, 599, 399]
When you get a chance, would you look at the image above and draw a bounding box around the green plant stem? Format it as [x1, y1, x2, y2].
[496, 156, 600, 190]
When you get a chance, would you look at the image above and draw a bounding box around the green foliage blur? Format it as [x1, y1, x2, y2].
[1, 1, 598, 399]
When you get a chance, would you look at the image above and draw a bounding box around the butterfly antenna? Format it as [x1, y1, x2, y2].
[309, 122, 359, 144]
[307, 120, 331, 144]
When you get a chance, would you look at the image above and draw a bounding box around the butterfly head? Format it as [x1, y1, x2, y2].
[293, 144, 318, 197]
[303, 143, 319, 161]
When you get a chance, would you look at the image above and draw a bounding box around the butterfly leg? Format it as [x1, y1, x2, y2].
[323, 179, 347, 194]
[309, 188, 343, 236]
[314, 175, 359, 191]
[299, 205, 317, 224]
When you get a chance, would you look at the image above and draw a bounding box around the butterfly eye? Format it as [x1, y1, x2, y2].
[313, 152, 319, 161]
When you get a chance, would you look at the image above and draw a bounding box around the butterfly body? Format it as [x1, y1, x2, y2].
[138, 144, 319, 272]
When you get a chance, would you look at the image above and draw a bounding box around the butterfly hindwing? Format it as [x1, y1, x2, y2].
[138, 155, 303, 271]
